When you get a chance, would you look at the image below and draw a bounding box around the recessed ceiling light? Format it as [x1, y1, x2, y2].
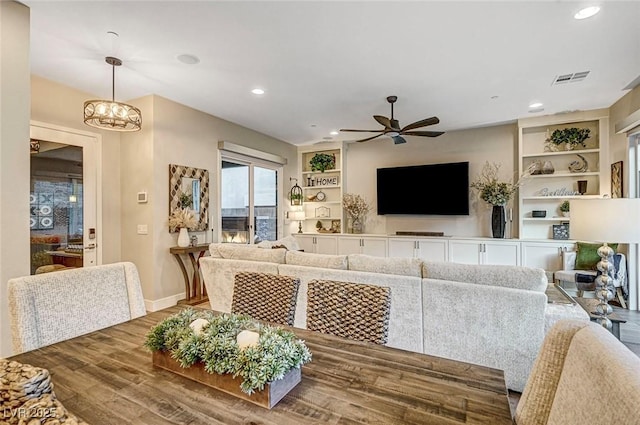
[329, 131, 339, 136]
[529, 102, 543, 108]
[251, 88, 265, 95]
[323, 136, 333, 140]
[177, 54, 200, 65]
[574, 6, 600, 20]
[490, 95, 499, 100]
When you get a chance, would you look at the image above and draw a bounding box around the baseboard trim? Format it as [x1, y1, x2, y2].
[145, 292, 185, 312]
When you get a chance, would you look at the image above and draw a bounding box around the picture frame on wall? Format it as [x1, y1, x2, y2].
[611, 161, 623, 198]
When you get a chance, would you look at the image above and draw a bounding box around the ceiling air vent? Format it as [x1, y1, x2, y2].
[552, 71, 590, 85]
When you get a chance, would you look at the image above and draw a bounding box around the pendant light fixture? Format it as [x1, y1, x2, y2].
[84, 56, 142, 132]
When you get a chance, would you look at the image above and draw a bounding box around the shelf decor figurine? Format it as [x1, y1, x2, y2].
[471, 162, 532, 238]
[568, 154, 589, 173]
[169, 207, 198, 247]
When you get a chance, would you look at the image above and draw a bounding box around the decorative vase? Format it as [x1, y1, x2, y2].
[541, 161, 554, 174]
[577, 180, 588, 195]
[177, 228, 190, 247]
[352, 218, 363, 234]
[491, 205, 506, 238]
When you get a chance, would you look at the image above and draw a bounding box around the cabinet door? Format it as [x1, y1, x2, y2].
[417, 239, 448, 262]
[337, 236, 362, 255]
[315, 235, 338, 255]
[294, 235, 315, 253]
[448, 240, 482, 265]
[388, 239, 416, 258]
[484, 241, 521, 266]
[521, 241, 575, 271]
[361, 237, 388, 257]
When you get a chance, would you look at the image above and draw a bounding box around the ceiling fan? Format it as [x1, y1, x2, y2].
[340, 96, 444, 144]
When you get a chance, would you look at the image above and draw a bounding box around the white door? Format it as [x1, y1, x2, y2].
[388, 239, 417, 258]
[484, 241, 520, 266]
[315, 236, 338, 255]
[30, 122, 100, 271]
[449, 240, 482, 264]
[337, 236, 362, 255]
[417, 239, 449, 262]
[361, 237, 388, 257]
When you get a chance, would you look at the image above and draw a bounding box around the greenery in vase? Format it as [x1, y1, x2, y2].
[309, 153, 336, 172]
[471, 162, 531, 206]
[145, 308, 312, 395]
[179, 193, 193, 209]
[342, 193, 371, 222]
[560, 200, 570, 213]
[546, 128, 591, 149]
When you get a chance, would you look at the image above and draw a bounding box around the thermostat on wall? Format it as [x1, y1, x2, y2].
[137, 192, 148, 203]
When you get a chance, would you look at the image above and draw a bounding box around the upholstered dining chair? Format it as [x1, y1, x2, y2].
[515, 319, 640, 425]
[8, 262, 146, 354]
[231, 272, 301, 326]
[306, 279, 391, 345]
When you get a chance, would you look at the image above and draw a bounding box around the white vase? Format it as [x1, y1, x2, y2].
[177, 228, 190, 247]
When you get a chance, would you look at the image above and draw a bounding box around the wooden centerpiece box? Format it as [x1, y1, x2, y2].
[152, 351, 301, 409]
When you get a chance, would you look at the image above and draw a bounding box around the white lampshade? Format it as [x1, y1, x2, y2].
[289, 210, 306, 221]
[570, 198, 640, 243]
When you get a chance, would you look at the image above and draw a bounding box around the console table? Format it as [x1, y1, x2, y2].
[170, 244, 209, 305]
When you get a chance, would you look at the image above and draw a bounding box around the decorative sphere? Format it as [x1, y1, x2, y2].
[597, 244, 614, 258]
[598, 317, 613, 331]
[597, 261, 614, 274]
[189, 318, 210, 336]
[595, 303, 613, 315]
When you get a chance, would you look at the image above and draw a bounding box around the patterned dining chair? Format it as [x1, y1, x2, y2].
[231, 272, 301, 326]
[306, 279, 391, 345]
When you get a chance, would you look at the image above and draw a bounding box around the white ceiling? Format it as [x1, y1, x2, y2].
[23, 1, 640, 146]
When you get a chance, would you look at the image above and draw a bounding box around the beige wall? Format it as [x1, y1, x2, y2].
[121, 95, 296, 307]
[0, 1, 31, 357]
[31, 75, 122, 264]
[344, 123, 519, 237]
[609, 85, 640, 196]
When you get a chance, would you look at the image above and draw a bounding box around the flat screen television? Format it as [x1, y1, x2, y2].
[377, 162, 469, 215]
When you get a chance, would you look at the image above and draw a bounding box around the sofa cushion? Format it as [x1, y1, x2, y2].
[422, 261, 548, 292]
[285, 250, 347, 270]
[209, 243, 286, 263]
[348, 254, 422, 278]
[575, 242, 619, 270]
[255, 235, 300, 251]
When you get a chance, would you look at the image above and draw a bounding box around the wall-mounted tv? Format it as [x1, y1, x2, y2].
[377, 162, 469, 215]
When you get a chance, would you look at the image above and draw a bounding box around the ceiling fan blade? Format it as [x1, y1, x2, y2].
[392, 136, 407, 145]
[402, 130, 445, 137]
[373, 115, 392, 129]
[354, 133, 384, 143]
[340, 129, 386, 132]
[400, 117, 440, 132]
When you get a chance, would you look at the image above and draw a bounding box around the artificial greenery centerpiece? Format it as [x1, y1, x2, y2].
[145, 309, 312, 394]
[309, 153, 336, 172]
[560, 200, 570, 213]
[546, 128, 591, 150]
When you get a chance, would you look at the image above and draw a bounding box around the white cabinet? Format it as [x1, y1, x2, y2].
[449, 239, 520, 266]
[294, 234, 338, 255]
[517, 110, 609, 239]
[337, 236, 387, 257]
[521, 241, 575, 271]
[297, 142, 345, 234]
[388, 238, 448, 262]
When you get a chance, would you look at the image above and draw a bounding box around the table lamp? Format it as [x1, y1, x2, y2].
[289, 210, 306, 233]
[570, 198, 640, 330]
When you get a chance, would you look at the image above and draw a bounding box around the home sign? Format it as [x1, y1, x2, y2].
[308, 176, 338, 187]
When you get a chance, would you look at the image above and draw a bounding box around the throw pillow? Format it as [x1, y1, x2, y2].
[575, 242, 619, 270]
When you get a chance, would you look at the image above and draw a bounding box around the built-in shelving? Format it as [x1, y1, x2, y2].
[295, 142, 346, 233]
[517, 110, 609, 240]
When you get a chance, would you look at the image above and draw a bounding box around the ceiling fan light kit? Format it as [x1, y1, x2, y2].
[83, 56, 142, 132]
[340, 96, 444, 144]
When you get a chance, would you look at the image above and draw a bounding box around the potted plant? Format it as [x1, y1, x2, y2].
[559, 200, 570, 217]
[309, 153, 336, 172]
[546, 128, 591, 151]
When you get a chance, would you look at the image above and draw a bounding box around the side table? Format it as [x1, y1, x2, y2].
[170, 244, 209, 305]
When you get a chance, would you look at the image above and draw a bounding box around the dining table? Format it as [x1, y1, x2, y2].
[8, 305, 514, 424]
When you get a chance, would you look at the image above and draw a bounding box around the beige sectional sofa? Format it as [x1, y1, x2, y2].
[200, 243, 589, 392]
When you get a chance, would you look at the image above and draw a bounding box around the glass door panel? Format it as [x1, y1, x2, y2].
[254, 166, 278, 243]
[221, 160, 250, 243]
[30, 141, 84, 274]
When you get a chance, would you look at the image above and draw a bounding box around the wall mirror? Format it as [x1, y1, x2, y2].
[169, 164, 209, 232]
